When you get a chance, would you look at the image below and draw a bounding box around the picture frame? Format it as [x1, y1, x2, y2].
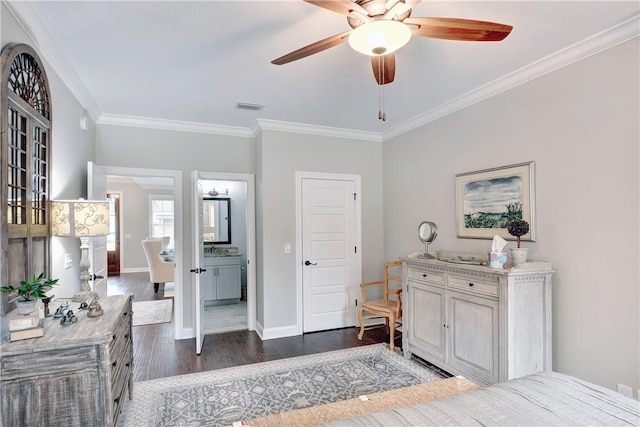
[455, 162, 536, 241]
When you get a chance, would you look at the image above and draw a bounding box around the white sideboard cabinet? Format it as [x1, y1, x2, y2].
[402, 257, 553, 385]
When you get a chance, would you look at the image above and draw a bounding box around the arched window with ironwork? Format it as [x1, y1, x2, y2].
[1, 43, 52, 314]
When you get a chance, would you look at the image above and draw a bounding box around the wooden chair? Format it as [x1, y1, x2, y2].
[357, 260, 403, 350]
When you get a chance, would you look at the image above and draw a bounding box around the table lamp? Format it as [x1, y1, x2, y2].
[51, 199, 109, 315]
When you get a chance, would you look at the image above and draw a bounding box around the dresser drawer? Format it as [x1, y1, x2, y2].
[448, 275, 498, 297]
[109, 302, 132, 356]
[408, 268, 445, 286]
[1, 346, 97, 378]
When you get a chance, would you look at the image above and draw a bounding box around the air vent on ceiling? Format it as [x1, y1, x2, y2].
[236, 102, 265, 111]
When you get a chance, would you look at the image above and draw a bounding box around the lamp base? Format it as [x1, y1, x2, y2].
[71, 289, 98, 302]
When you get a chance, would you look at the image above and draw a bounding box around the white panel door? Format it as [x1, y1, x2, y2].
[302, 178, 356, 332]
[191, 172, 205, 355]
[87, 161, 108, 297]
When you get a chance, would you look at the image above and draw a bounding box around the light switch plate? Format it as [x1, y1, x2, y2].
[284, 244, 291, 254]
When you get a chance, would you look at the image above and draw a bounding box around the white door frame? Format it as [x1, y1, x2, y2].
[295, 171, 362, 335]
[95, 164, 184, 339]
[194, 171, 257, 331]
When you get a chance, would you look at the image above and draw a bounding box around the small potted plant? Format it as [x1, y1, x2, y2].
[1, 273, 59, 315]
[507, 219, 530, 266]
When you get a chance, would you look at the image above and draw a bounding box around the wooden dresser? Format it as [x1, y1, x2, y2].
[402, 258, 553, 385]
[1, 295, 133, 426]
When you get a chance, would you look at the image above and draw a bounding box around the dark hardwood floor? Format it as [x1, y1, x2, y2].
[107, 273, 396, 382]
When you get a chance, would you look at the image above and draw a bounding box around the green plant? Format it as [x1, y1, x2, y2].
[507, 219, 530, 248]
[0, 273, 59, 301]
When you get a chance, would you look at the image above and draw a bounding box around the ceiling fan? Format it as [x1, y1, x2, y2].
[271, 0, 513, 86]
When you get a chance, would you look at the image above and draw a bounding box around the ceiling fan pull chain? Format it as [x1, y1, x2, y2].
[378, 57, 387, 121]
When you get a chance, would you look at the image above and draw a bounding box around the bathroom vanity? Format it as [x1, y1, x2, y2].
[202, 248, 241, 304]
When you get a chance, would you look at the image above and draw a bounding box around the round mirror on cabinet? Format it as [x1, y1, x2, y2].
[418, 221, 437, 259]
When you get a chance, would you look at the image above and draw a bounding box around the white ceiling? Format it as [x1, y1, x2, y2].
[9, 1, 640, 137]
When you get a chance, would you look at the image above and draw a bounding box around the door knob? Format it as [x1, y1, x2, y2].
[304, 260, 317, 266]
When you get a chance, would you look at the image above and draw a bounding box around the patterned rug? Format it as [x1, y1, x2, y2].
[118, 344, 443, 426]
[132, 299, 173, 326]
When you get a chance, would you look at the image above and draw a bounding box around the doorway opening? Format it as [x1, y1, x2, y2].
[198, 179, 248, 334]
[192, 171, 256, 353]
[89, 162, 184, 340]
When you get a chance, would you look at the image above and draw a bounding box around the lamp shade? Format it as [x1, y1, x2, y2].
[348, 20, 411, 56]
[51, 200, 110, 237]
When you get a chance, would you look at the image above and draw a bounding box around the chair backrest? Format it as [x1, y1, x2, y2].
[384, 260, 403, 300]
[161, 236, 170, 250]
[141, 238, 163, 266]
[141, 238, 175, 283]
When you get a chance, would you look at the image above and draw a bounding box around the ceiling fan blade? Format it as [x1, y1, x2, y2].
[371, 54, 396, 85]
[304, 0, 369, 16]
[404, 17, 513, 41]
[271, 30, 352, 65]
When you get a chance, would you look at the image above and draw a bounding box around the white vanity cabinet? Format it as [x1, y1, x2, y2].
[402, 258, 553, 385]
[202, 256, 241, 303]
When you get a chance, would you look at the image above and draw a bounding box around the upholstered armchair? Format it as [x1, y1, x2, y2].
[141, 238, 175, 293]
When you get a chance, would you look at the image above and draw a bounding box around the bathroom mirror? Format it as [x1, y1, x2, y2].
[203, 197, 231, 244]
[418, 221, 438, 259]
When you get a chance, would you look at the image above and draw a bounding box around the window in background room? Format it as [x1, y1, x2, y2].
[149, 196, 174, 249]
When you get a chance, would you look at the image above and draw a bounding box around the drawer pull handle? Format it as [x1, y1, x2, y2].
[468, 283, 474, 287]
[114, 397, 120, 404]
[112, 334, 116, 341]
[123, 312, 128, 316]
[422, 274, 427, 278]
[125, 334, 129, 339]
[126, 363, 130, 367]
[112, 361, 117, 368]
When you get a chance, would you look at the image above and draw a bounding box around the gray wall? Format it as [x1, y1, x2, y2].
[2, 4, 96, 299]
[382, 39, 639, 392]
[257, 131, 384, 330]
[96, 124, 255, 329]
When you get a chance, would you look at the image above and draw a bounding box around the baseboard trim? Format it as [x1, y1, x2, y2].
[259, 323, 300, 340]
[177, 327, 194, 340]
[122, 267, 148, 274]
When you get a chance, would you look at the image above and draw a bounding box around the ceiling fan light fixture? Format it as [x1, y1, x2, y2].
[348, 20, 411, 56]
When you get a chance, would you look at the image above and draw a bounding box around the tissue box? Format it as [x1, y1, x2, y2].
[487, 251, 508, 269]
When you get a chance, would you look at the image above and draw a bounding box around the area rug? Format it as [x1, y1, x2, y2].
[118, 344, 443, 426]
[132, 299, 173, 326]
[162, 282, 175, 298]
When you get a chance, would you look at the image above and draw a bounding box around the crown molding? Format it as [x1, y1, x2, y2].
[4, 1, 102, 122]
[255, 119, 382, 142]
[6, 1, 637, 142]
[98, 114, 254, 138]
[382, 13, 640, 141]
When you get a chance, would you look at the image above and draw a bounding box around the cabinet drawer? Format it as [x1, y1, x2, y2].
[448, 275, 498, 296]
[1, 346, 97, 378]
[408, 268, 445, 285]
[111, 338, 132, 391]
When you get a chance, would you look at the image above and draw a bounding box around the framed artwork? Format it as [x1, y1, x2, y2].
[455, 162, 536, 240]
